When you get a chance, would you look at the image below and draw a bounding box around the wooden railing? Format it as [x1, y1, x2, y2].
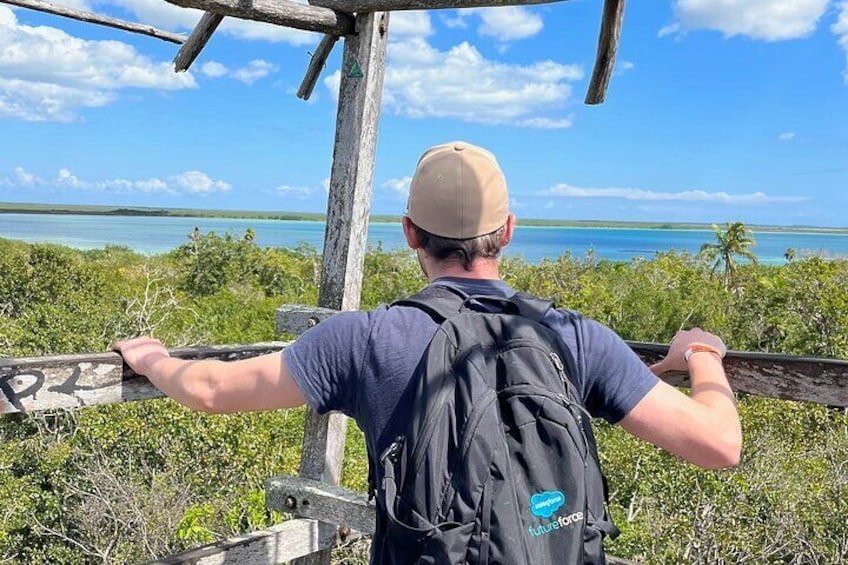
[3, 307, 846, 564]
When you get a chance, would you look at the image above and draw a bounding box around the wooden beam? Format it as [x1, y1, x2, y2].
[0, 0, 186, 44]
[276, 305, 339, 335]
[265, 478, 638, 565]
[163, 0, 354, 36]
[0, 342, 287, 415]
[585, 0, 626, 105]
[298, 34, 340, 101]
[631, 342, 848, 407]
[266, 476, 375, 535]
[292, 12, 391, 565]
[174, 12, 224, 72]
[143, 519, 337, 565]
[309, 0, 568, 11]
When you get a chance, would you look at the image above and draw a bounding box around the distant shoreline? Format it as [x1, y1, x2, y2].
[2, 202, 847, 235]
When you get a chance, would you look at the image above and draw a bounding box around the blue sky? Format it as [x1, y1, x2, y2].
[1, 0, 846, 226]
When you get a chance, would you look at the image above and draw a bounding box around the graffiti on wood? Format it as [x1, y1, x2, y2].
[0, 361, 129, 414]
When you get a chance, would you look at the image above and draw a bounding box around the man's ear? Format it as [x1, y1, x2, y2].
[402, 216, 420, 249]
[501, 214, 516, 246]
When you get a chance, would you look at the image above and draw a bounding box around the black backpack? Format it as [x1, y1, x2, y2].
[369, 285, 619, 564]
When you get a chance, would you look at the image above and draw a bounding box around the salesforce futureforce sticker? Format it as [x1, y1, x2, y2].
[528, 490, 584, 538]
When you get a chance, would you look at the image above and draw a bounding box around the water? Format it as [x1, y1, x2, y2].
[1, 213, 847, 265]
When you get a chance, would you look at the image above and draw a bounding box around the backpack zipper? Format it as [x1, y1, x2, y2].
[550, 350, 591, 460]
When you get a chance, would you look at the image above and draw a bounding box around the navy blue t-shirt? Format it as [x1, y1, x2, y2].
[284, 278, 658, 459]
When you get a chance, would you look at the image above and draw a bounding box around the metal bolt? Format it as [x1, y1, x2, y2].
[285, 496, 297, 509]
[307, 317, 319, 328]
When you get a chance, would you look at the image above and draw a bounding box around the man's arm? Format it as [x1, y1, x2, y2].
[113, 337, 306, 413]
[619, 329, 742, 470]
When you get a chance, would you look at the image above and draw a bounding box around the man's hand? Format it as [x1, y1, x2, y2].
[651, 328, 727, 375]
[112, 336, 170, 376]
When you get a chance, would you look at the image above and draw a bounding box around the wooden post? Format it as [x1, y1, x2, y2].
[585, 0, 626, 105]
[173, 12, 224, 72]
[292, 11, 390, 565]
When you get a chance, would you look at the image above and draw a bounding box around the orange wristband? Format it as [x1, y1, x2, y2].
[684, 343, 724, 362]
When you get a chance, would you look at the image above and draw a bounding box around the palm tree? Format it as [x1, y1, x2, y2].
[784, 247, 796, 262]
[699, 222, 758, 286]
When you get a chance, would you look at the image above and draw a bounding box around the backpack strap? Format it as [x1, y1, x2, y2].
[393, 285, 556, 324]
[391, 284, 468, 323]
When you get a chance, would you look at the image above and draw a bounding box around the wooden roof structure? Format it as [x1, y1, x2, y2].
[2, 0, 625, 104]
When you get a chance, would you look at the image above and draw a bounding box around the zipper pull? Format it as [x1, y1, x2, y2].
[380, 436, 404, 464]
[549, 351, 566, 383]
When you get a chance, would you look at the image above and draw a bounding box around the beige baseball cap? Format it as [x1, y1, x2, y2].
[406, 141, 509, 240]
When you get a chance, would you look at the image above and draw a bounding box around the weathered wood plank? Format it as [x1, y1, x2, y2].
[174, 12, 224, 72]
[143, 519, 336, 565]
[318, 11, 389, 313]
[276, 305, 339, 335]
[293, 12, 391, 565]
[0, 0, 186, 43]
[298, 34, 340, 101]
[266, 476, 375, 534]
[163, 0, 354, 36]
[585, 0, 626, 105]
[265, 479, 637, 564]
[0, 342, 288, 415]
[309, 0, 568, 11]
[631, 342, 848, 407]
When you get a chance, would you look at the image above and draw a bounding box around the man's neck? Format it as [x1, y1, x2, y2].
[426, 259, 501, 282]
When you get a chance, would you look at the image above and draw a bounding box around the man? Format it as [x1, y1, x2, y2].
[116, 141, 741, 554]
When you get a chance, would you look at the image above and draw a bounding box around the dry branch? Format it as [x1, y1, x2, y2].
[174, 12, 224, 72]
[164, 0, 354, 36]
[585, 0, 626, 104]
[309, 0, 568, 11]
[0, 0, 186, 44]
[298, 34, 339, 100]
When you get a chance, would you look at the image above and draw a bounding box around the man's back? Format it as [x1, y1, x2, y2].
[283, 277, 658, 462]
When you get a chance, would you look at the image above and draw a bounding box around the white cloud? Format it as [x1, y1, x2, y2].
[324, 70, 341, 102]
[0, 5, 195, 122]
[382, 176, 412, 197]
[834, 2, 848, 82]
[2, 166, 229, 195]
[232, 59, 277, 85]
[615, 60, 635, 75]
[273, 184, 324, 199]
[170, 171, 231, 194]
[515, 116, 574, 129]
[54, 168, 178, 193]
[541, 183, 810, 205]
[14, 166, 46, 187]
[200, 60, 277, 84]
[477, 7, 543, 41]
[657, 23, 681, 38]
[441, 12, 470, 29]
[390, 11, 433, 37]
[200, 61, 228, 78]
[665, 0, 829, 41]
[438, 8, 542, 41]
[366, 36, 582, 128]
[778, 132, 796, 141]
